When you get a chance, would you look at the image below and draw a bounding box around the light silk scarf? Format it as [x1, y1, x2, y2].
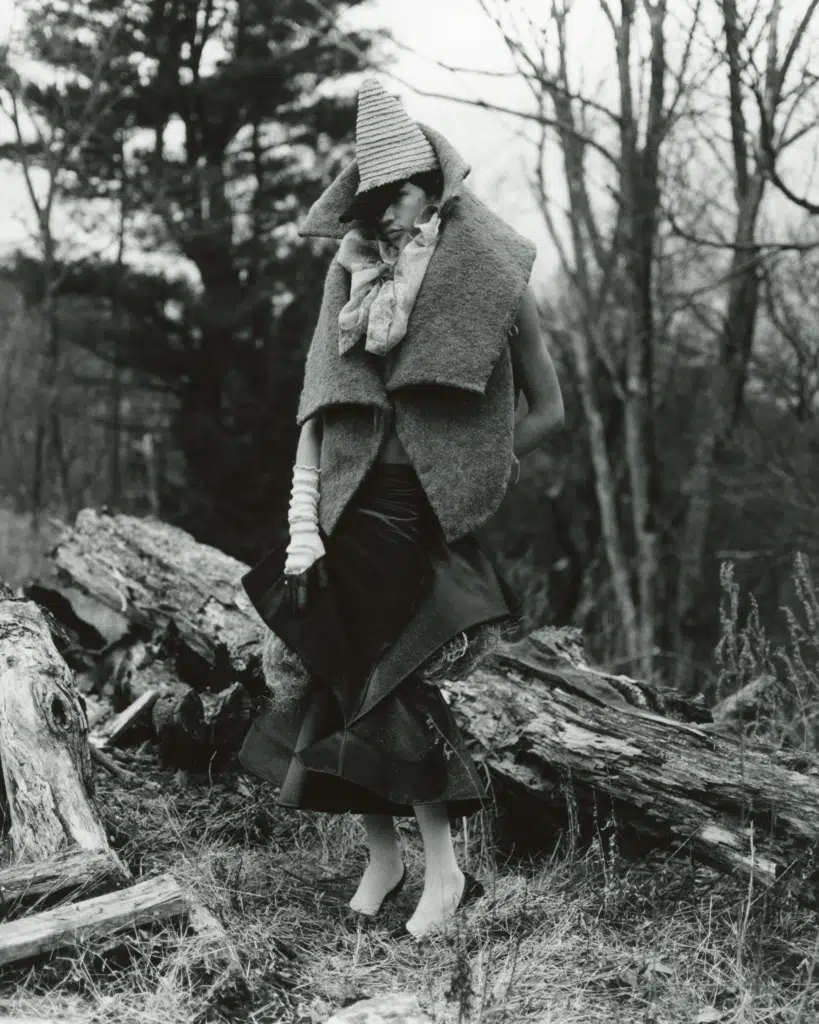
[336, 206, 441, 356]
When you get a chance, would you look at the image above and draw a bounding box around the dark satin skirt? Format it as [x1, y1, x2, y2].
[238, 462, 520, 818]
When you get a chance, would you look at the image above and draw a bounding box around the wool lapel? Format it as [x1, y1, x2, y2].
[383, 192, 535, 395]
[296, 123, 536, 417]
[296, 258, 390, 425]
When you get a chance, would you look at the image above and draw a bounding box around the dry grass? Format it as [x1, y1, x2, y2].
[1, 752, 817, 1024]
[2, 529, 819, 1022]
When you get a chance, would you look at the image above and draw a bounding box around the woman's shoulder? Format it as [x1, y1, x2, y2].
[453, 190, 537, 255]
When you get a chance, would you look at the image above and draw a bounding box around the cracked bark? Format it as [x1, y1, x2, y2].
[0, 598, 129, 887]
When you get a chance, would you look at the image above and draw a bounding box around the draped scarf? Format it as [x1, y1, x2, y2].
[335, 205, 441, 357]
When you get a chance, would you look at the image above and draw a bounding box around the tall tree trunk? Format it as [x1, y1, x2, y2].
[616, 0, 667, 678]
[569, 326, 641, 664]
[672, 0, 774, 689]
[672, 213, 763, 690]
[109, 135, 128, 510]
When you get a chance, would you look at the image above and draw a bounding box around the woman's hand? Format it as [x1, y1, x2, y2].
[283, 556, 329, 614]
[284, 529, 325, 575]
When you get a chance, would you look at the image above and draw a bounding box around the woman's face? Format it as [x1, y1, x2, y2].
[378, 182, 436, 243]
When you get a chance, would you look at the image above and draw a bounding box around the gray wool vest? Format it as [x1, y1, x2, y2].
[295, 125, 537, 543]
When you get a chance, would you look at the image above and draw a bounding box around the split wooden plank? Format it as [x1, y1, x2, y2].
[0, 873, 187, 967]
[98, 689, 159, 746]
[0, 848, 126, 913]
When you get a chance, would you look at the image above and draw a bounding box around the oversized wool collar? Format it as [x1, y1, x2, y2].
[296, 124, 537, 425]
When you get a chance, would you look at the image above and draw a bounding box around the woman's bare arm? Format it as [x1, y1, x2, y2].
[510, 284, 565, 457]
[294, 413, 323, 469]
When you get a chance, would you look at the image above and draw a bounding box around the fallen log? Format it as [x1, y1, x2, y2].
[0, 848, 125, 914]
[152, 687, 208, 765]
[450, 632, 819, 906]
[23, 582, 107, 654]
[0, 873, 187, 967]
[51, 510, 262, 692]
[0, 597, 129, 879]
[95, 624, 186, 710]
[46, 511, 819, 907]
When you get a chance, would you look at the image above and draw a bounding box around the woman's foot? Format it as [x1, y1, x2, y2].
[403, 866, 465, 938]
[349, 857, 405, 916]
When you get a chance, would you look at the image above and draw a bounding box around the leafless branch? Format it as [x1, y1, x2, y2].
[666, 208, 819, 251]
[763, 161, 819, 214]
[666, 249, 778, 308]
[777, 0, 819, 94]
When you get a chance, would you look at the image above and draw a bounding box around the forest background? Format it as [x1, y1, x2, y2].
[1, 0, 819, 698]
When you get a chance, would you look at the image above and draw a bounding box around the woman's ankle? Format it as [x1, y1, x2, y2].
[422, 858, 461, 883]
[368, 849, 403, 870]
[361, 812, 401, 868]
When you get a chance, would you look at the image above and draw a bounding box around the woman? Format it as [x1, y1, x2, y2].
[239, 79, 564, 941]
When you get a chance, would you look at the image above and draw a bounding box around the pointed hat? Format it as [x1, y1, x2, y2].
[353, 77, 439, 195]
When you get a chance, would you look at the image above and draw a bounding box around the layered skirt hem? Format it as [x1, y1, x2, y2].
[238, 462, 521, 817]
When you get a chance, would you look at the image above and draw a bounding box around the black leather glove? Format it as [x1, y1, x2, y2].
[284, 556, 330, 614]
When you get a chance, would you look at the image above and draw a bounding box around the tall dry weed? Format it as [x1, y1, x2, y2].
[714, 554, 819, 751]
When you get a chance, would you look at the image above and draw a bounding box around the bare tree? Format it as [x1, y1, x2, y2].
[0, 1, 127, 521]
[454, 0, 698, 675]
[391, 0, 819, 681]
[673, 0, 819, 687]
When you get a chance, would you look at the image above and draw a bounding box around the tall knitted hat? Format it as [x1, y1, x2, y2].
[353, 78, 439, 195]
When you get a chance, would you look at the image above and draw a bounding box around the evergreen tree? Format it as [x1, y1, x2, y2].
[8, 0, 380, 559]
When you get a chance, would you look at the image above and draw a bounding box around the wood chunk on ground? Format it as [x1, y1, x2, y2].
[0, 848, 128, 915]
[0, 873, 187, 967]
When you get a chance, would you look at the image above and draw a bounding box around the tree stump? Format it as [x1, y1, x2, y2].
[0, 597, 128, 886]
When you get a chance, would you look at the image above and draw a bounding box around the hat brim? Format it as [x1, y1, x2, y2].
[339, 181, 405, 224]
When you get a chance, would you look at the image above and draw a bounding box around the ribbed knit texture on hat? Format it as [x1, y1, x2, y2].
[354, 78, 438, 194]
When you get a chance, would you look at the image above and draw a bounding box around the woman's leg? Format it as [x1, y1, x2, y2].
[405, 802, 465, 937]
[349, 812, 404, 914]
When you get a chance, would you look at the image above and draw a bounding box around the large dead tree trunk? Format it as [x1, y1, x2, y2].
[452, 633, 819, 907]
[0, 597, 128, 887]
[51, 509, 260, 692]
[46, 510, 819, 907]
